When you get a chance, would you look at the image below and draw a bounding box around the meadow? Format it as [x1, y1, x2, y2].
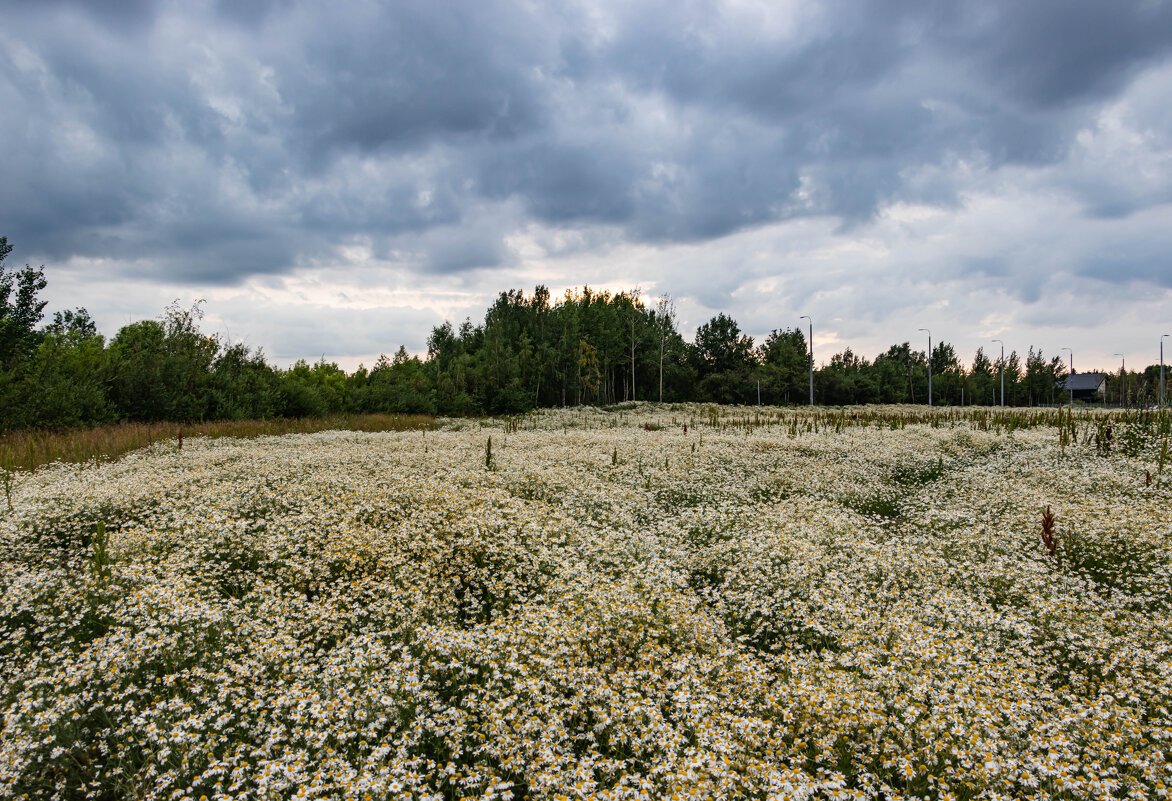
[1, 404, 1170, 801]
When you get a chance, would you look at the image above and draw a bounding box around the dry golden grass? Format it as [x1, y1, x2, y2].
[0, 414, 435, 473]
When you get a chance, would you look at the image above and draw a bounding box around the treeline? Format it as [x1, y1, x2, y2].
[1, 236, 1164, 430]
[424, 287, 1162, 410]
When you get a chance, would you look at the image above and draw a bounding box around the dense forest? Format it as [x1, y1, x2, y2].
[1, 235, 1166, 430]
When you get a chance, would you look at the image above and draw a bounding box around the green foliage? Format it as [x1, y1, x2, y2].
[843, 493, 903, 521]
[759, 327, 809, 402]
[0, 236, 48, 369]
[206, 343, 279, 420]
[90, 520, 111, 586]
[106, 302, 219, 422]
[358, 347, 437, 415]
[889, 456, 946, 486]
[1059, 528, 1169, 611]
[693, 313, 754, 375]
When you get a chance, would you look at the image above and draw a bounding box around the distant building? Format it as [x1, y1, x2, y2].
[1062, 372, 1108, 402]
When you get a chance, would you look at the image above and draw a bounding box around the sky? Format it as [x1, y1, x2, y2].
[2, 0, 1171, 374]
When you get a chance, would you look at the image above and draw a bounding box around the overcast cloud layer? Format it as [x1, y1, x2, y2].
[3, 0, 1171, 371]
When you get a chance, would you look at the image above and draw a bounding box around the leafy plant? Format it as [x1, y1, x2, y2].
[90, 520, 111, 586]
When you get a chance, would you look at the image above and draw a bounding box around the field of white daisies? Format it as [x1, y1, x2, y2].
[2, 404, 1171, 801]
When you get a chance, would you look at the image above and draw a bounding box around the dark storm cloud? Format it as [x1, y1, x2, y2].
[476, 140, 639, 226]
[1069, 220, 1172, 288]
[275, 2, 548, 163]
[1, 0, 1170, 287]
[8, 0, 159, 28]
[603, 0, 1172, 122]
[969, 0, 1172, 108]
[422, 227, 507, 275]
[212, 0, 293, 28]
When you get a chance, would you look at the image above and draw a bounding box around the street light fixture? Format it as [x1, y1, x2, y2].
[918, 328, 932, 407]
[1162, 335, 1170, 407]
[1061, 347, 1073, 406]
[799, 316, 813, 406]
[992, 339, 1005, 407]
[1113, 353, 1125, 407]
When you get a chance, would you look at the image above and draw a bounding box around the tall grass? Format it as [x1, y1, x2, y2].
[667, 403, 1166, 439]
[0, 414, 435, 473]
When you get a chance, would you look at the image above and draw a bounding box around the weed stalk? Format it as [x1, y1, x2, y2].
[1040, 506, 1059, 562]
[1157, 437, 1169, 490]
[2, 465, 12, 512]
[91, 521, 111, 587]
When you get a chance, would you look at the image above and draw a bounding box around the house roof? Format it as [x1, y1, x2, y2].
[1063, 373, 1108, 391]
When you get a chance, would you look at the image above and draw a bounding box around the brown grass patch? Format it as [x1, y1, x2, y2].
[0, 414, 435, 473]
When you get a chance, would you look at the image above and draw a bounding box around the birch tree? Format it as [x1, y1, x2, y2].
[654, 294, 677, 402]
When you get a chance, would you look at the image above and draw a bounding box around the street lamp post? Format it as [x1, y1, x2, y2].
[992, 339, 1005, 407]
[1114, 353, 1125, 407]
[799, 315, 813, 406]
[919, 328, 932, 407]
[1160, 334, 1171, 407]
[1061, 347, 1073, 406]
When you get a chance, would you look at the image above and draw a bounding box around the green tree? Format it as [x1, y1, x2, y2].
[873, 343, 915, 404]
[818, 348, 877, 405]
[617, 289, 646, 401]
[208, 343, 279, 420]
[967, 347, 996, 406]
[1004, 350, 1023, 406]
[692, 314, 756, 404]
[107, 301, 221, 421]
[1023, 348, 1066, 406]
[278, 358, 351, 417]
[46, 307, 99, 338]
[360, 347, 437, 415]
[759, 328, 808, 404]
[653, 295, 678, 402]
[3, 307, 110, 429]
[577, 339, 601, 404]
[108, 319, 169, 421]
[694, 313, 754, 375]
[160, 300, 218, 421]
[929, 342, 963, 405]
[0, 236, 48, 369]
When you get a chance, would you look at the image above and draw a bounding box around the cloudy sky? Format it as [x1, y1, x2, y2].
[3, 0, 1171, 372]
